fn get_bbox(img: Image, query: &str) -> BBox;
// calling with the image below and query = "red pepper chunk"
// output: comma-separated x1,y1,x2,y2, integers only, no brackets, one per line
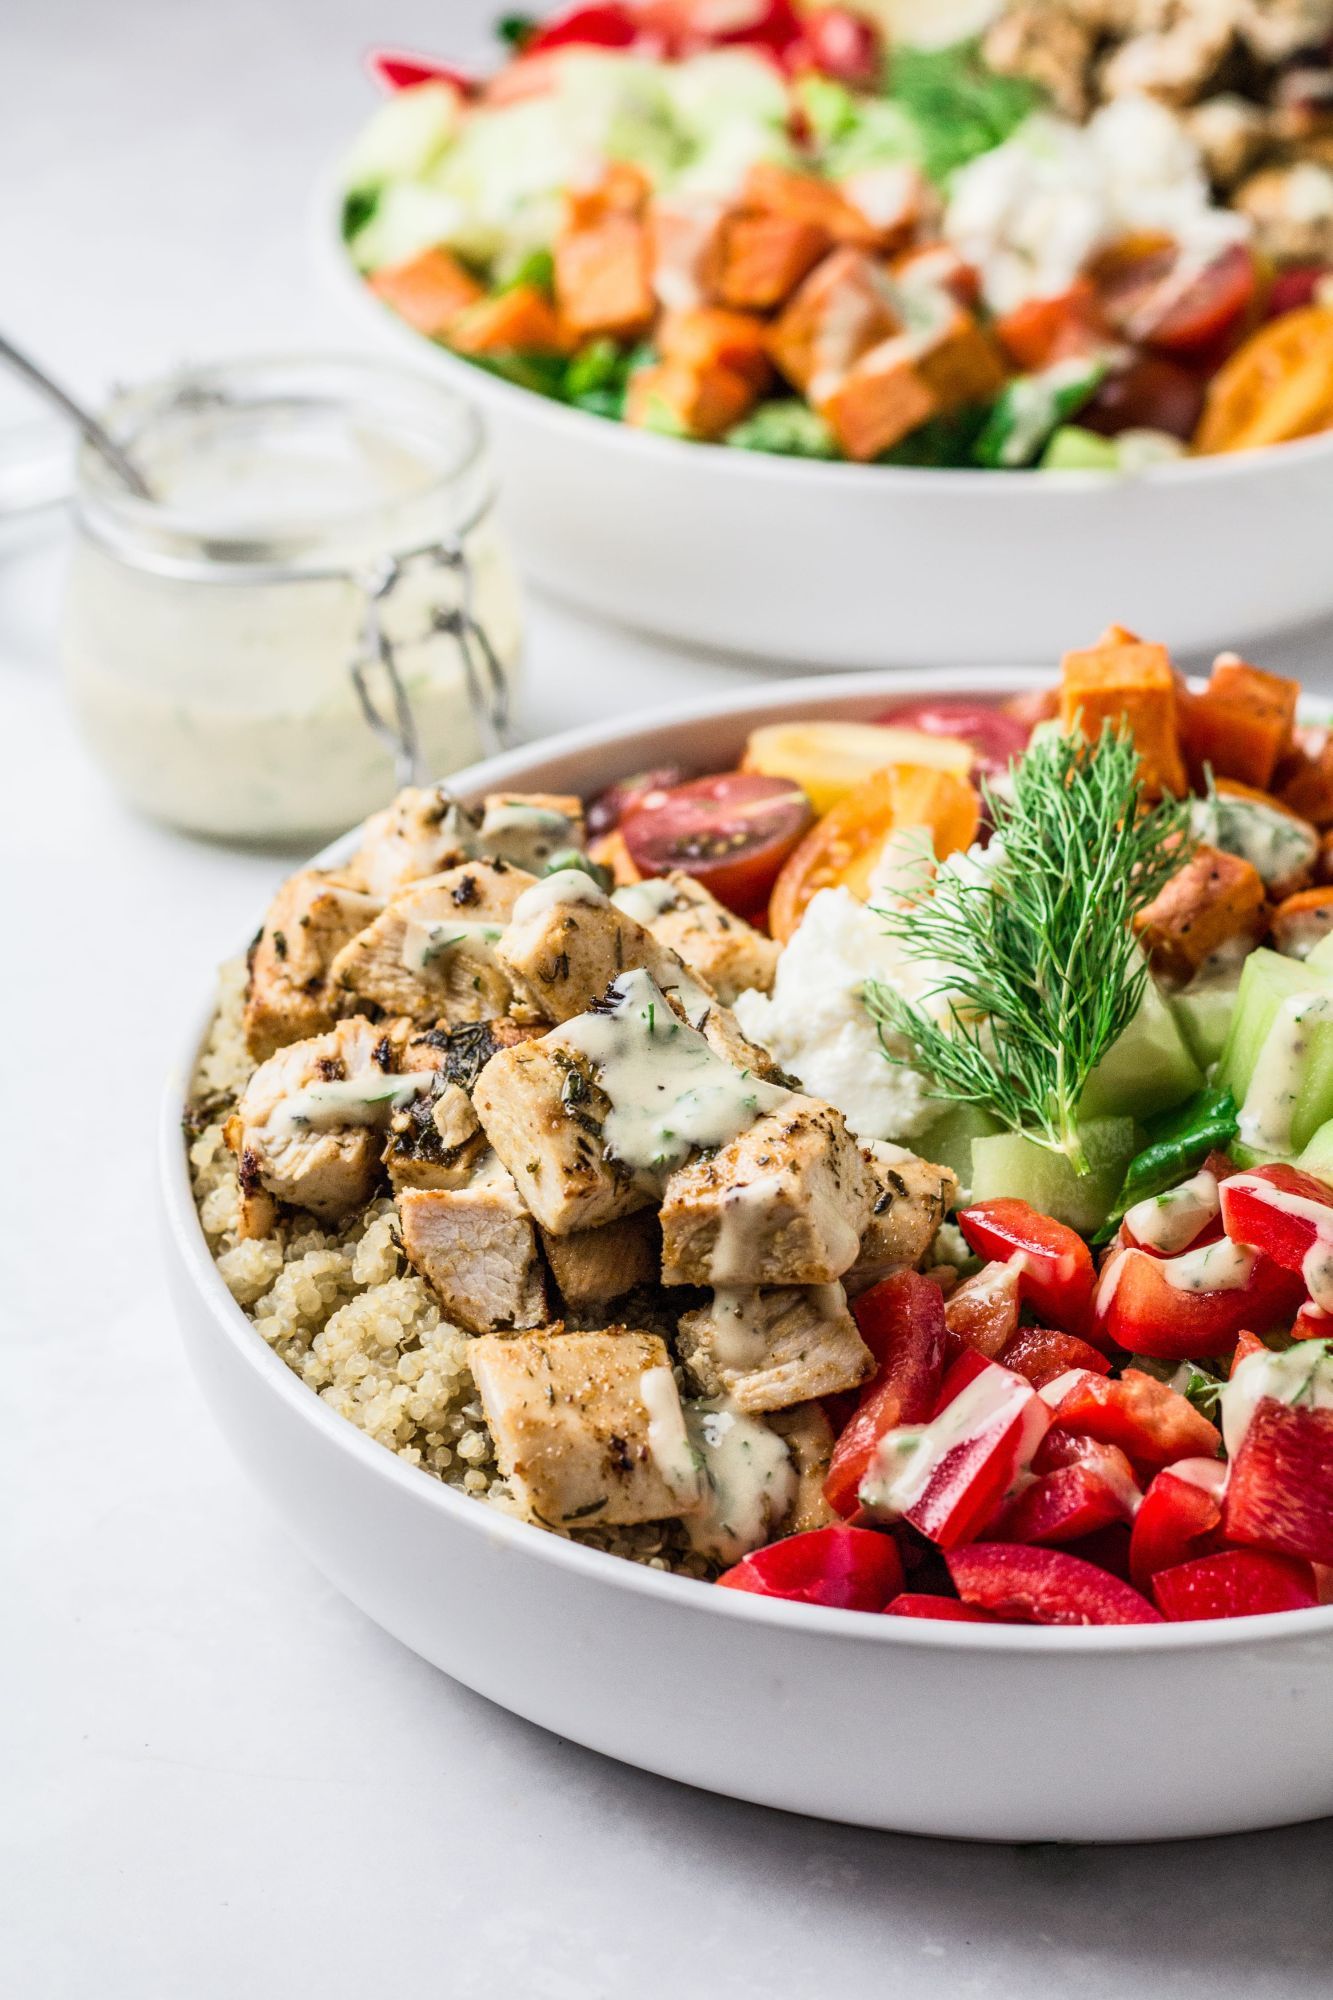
1223,1398,1333,1567
1093,1241,1303,1360
989,1431,1140,1547
947,1544,1163,1625
824,1272,947,1518
1000,1325,1112,1388
1128,1459,1226,1592
958,1200,1096,1335
944,1259,1021,1360
365,47,476,91
1219,1164,1333,1300
1153,1548,1318,1621
882,1593,996,1623
715,1524,903,1610
1046,1367,1221,1467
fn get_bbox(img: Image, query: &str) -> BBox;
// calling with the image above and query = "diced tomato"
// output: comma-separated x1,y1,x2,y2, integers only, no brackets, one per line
1078,354,1206,442
1000,1325,1112,1388
800,7,884,86
365,47,476,92
957,1200,1096,1335
825,1271,948,1518
988,1432,1140,1547
1267,265,1330,321
1093,1241,1303,1361
524,4,643,56
882,1592,996,1622
947,1544,1163,1625
874,698,1031,780
1223,1397,1333,1566
944,1259,1021,1360
859,1355,1050,1549
715,1523,903,1610
1219,1163,1333,1304
1045,1366,1221,1468
1128,1459,1227,1592
1153,1548,1318,1621
585,766,687,837
993,280,1107,371
1229,1328,1268,1375
620,772,813,916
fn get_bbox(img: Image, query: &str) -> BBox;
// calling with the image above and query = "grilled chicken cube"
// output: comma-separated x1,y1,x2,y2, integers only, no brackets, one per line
330,859,535,1023
470,1328,704,1526
477,792,587,871
348,786,478,898
398,1160,547,1333
496,871,717,1026
612,873,779,1004
383,1019,539,1193
768,1402,838,1535
539,1211,662,1312
660,1098,873,1288
244,870,383,1061
472,1034,654,1236
677,1281,872,1412
224,1015,416,1225
846,1144,959,1295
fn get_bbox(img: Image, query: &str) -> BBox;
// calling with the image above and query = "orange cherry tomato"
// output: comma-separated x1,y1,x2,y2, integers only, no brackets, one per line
1195,306,1333,454
767,764,979,942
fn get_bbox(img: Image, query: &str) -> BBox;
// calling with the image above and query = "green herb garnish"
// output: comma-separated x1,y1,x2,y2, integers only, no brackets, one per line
886,40,1043,185
495,13,538,50
865,725,1192,1173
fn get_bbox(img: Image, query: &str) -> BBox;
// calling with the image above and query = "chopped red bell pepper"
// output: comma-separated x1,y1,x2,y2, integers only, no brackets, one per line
524,3,643,56
1293,1301,1333,1343
824,1272,947,1518
958,1199,1096,1335
1000,1324,1112,1388
882,1592,996,1623
365,47,476,92
715,1524,904,1610
994,279,1107,370
1092,1240,1303,1360
1223,1397,1333,1566
1153,1547,1318,1621
1045,1366,1221,1467
1229,1328,1268,1375
799,6,884,87
944,1259,1021,1360
1128,1459,1226,1592
1219,1163,1333,1310
989,1430,1140,1546
947,1544,1163,1625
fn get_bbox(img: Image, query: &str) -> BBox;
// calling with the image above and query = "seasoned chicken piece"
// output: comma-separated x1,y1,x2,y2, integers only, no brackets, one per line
768,1402,838,1535
676,1281,872,1412
496,870,717,1027
348,786,478,899
1234,160,1333,265
612,873,780,1005
398,1160,547,1333
660,1098,874,1288
1098,12,1234,105
244,870,383,1061
1134,844,1269,985
846,1144,959,1296
1184,94,1271,189
681,1400,800,1563
982,5,1096,119
1236,0,1333,66
383,1019,540,1193
539,1211,662,1312
470,1328,704,1526
330,859,535,1023
477,791,587,871
224,1015,416,1225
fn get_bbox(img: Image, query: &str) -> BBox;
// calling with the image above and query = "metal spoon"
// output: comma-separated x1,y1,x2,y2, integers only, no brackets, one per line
0,331,154,500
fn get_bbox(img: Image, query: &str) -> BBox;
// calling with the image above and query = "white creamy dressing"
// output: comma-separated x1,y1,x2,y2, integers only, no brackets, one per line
560,968,789,1180
1223,1171,1333,1310
1160,1237,1257,1295
1093,1248,1129,1322
682,1399,797,1565
1039,1368,1091,1409
991,354,1112,467
1191,788,1318,893
510,868,609,923
277,1069,430,1132
858,1364,1044,1519
1219,1339,1333,1458
638,1365,707,1510
478,801,581,871
612,878,683,925
1161,1455,1229,1499
1238,992,1333,1156
400,916,505,972
1125,1169,1220,1255
707,1282,847,1371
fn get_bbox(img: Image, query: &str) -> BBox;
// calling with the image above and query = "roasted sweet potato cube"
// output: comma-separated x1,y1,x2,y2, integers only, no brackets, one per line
624,358,758,440
839,163,928,250
554,215,655,340
767,247,901,397
712,210,830,310
1180,653,1301,790
1271,886,1333,960
817,335,937,461
450,284,569,356
565,160,651,230
369,246,484,338
1133,845,1268,984
657,307,772,392
1277,734,1333,828
914,309,1009,409
891,243,981,309
741,162,879,247
1059,631,1188,797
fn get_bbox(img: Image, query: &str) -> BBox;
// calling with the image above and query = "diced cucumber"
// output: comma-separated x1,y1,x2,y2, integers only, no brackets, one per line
916,1102,1002,1196
1170,981,1238,1071
1079,973,1202,1122
974,357,1108,470
1217,948,1333,1156
341,81,462,197
1040,425,1120,472
969,1117,1137,1235
1294,1119,1333,1185
1307,932,1333,974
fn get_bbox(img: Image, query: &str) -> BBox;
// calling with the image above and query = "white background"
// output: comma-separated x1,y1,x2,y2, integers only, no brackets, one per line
4,3,1333,1994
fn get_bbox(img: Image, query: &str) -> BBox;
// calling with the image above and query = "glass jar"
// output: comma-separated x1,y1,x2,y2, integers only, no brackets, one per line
62,355,523,841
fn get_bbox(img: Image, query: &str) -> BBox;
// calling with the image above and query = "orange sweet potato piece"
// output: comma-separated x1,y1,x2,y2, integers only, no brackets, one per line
838,164,928,252
741,162,880,247
891,244,981,310
449,284,569,356
657,308,773,393
711,210,831,310
565,160,651,230
1178,653,1300,790
1134,846,1269,984
1318,828,1333,884
767,247,901,396
555,215,655,340
1276,734,1333,827
1271,886,1333,960
624,359,759,440
818,337,938,461
914,309,1009,409
588,829,642,886
369,247,484,339
1059,631,1188,797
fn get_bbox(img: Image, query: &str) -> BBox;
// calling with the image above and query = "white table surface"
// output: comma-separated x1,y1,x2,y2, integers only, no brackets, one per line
5,3,1333,1994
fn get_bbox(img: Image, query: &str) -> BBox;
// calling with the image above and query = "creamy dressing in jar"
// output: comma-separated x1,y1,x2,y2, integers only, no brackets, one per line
62,357,522,841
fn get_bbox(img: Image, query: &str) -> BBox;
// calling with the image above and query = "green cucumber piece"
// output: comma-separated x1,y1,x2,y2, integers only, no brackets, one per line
1307,932,1333,974
916,1102,1002,1196
1040,425,1120,471
1294,1118,1333,1185
969,1117,1137,1235
1170,981,1238,1070
1216,948,1333,1154
1079,973,1202,1122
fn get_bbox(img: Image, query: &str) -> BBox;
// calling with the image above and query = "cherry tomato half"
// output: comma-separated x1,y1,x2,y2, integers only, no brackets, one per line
800,7,884,87
874,699,1031,779
586,766,687,837
1102,244,1258,355
620,771,813,914
1078,355,1206,442
1267,264,1330,321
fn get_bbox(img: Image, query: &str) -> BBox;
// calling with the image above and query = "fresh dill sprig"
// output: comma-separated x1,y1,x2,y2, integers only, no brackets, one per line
864,725,1192,1173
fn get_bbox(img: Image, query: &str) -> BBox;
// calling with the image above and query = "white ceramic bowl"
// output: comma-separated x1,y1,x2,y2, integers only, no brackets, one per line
161,669,1333,1841
320,212,1333,670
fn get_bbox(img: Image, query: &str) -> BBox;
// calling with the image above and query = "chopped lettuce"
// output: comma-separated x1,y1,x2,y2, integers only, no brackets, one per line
887,40,1043,185
725,400,840,458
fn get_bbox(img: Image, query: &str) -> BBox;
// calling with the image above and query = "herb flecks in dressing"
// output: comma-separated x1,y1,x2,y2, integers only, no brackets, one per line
1125,1169,1219,1255
638,1366,706,1511
400,918,505,972
1219,1338,1333,1457
278,1070,430,1132
1238,992,1333,1156
683,1399,797,1565
480,801,580,871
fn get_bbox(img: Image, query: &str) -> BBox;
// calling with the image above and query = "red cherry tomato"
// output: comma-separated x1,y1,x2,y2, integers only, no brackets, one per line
1267,264,1331,320
1078,354,1206,442
1101,244,1257,355
585,766,687,837
636,0,803,56
365,47,476,92
874,699,1031,779
620,771,813,914
524,4,642,55
800,6,884,87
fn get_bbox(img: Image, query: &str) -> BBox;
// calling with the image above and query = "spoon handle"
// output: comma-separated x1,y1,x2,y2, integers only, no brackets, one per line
0,332,154,500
